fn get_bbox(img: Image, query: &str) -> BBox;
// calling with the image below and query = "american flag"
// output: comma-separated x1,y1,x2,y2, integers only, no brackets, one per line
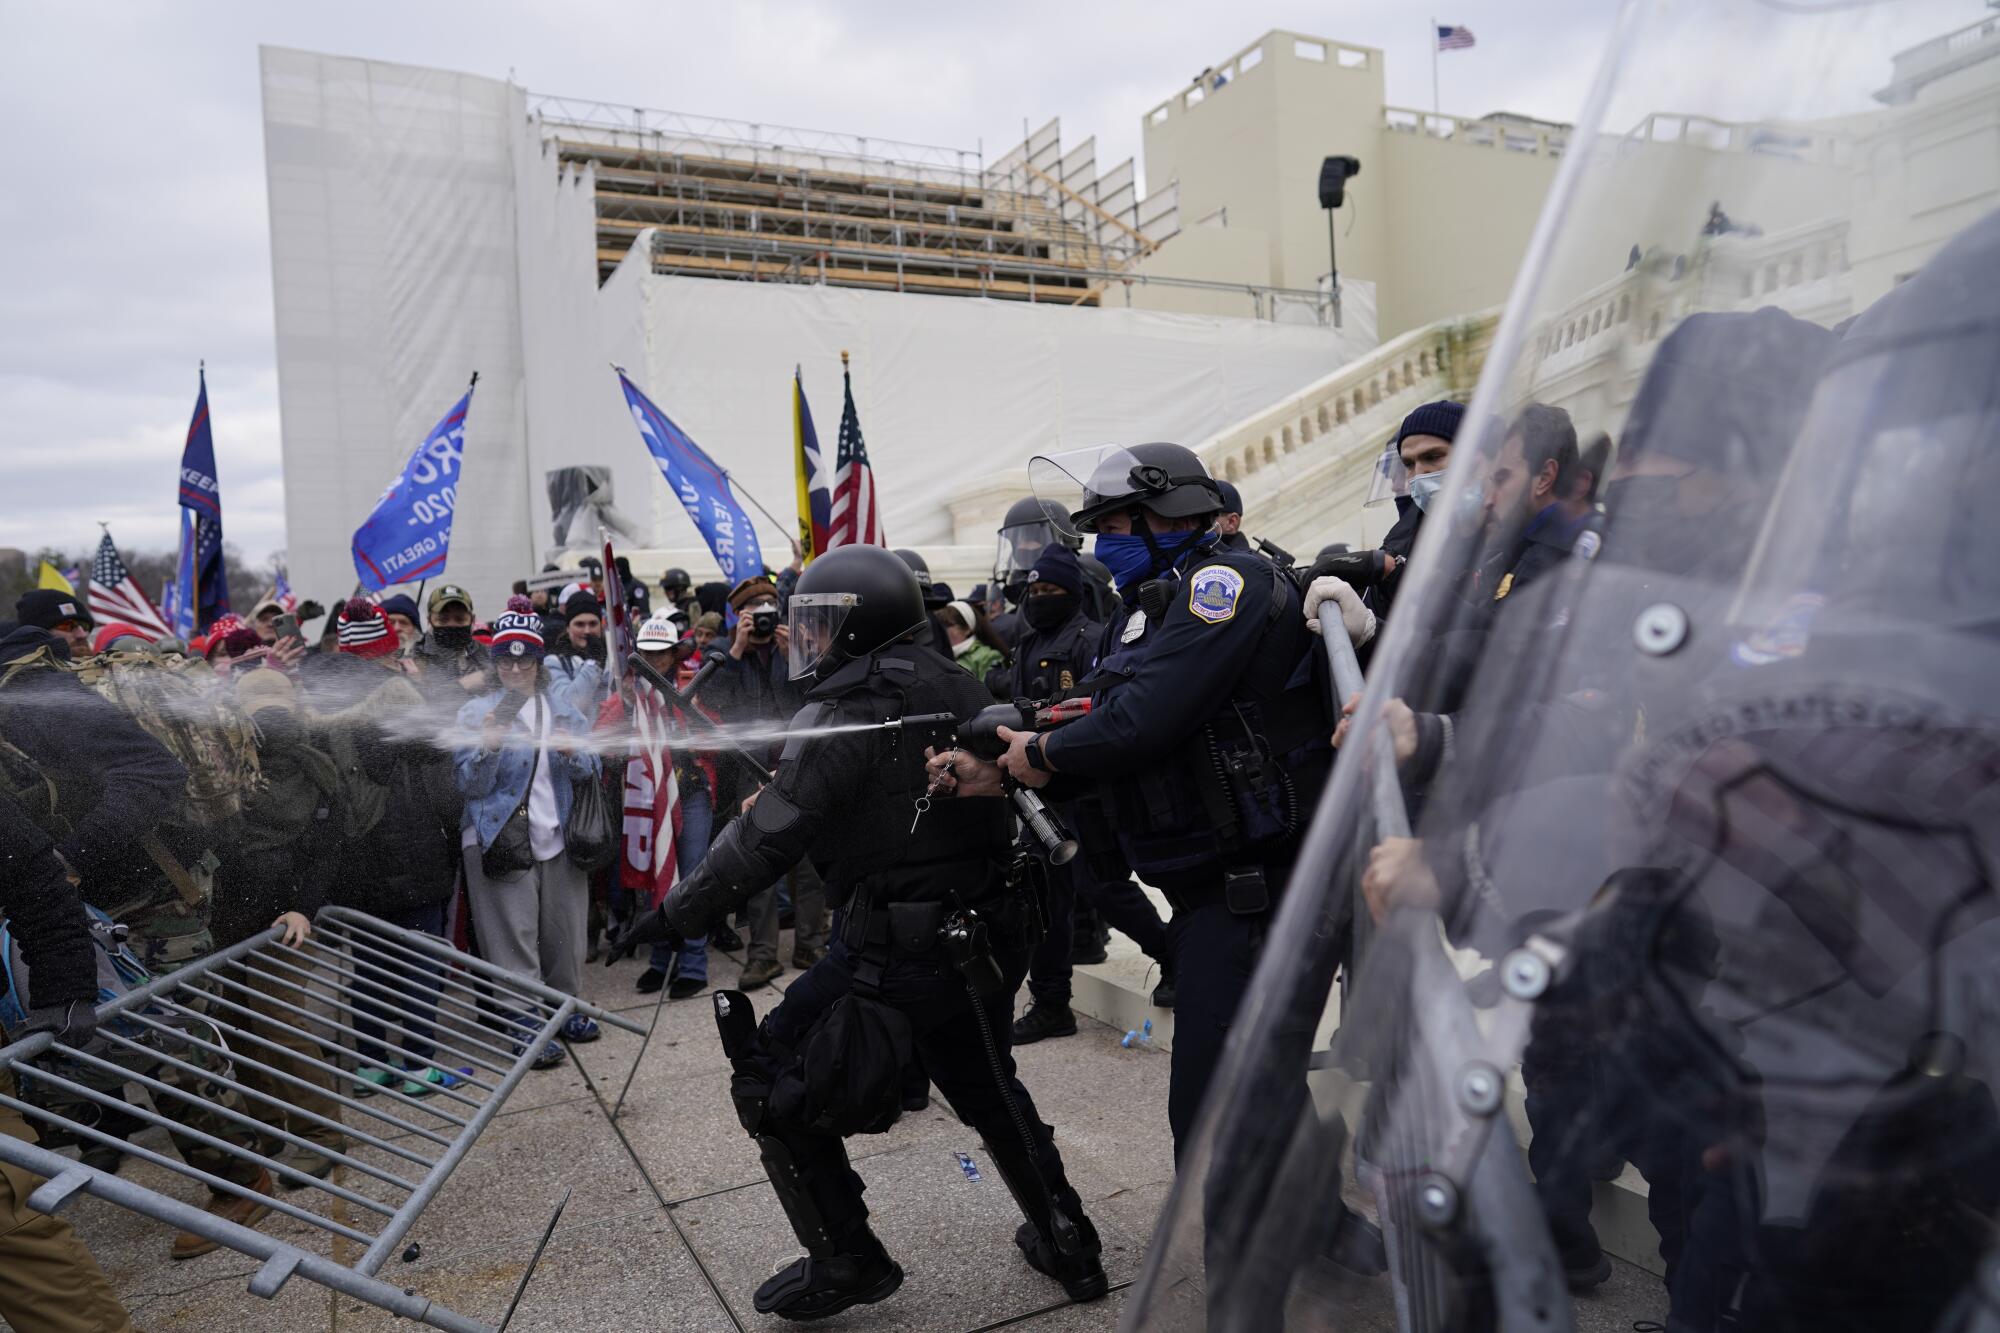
826,360,884,548
89,530,172,639
272,568,297,612
1436,23,1476,50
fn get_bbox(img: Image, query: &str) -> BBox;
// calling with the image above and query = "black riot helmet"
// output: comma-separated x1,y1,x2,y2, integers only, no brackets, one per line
661,567,691,596
993,495,1081,597
1028,442,1224,536
787,545,928,680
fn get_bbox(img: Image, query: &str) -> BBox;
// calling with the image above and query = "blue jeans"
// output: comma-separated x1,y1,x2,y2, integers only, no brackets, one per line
654,787,712,982
353,902,447,1069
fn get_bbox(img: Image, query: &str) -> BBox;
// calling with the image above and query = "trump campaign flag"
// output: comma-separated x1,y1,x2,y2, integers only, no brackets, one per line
177,367,230,633
793,369,832,564
352,377,474,591
617,368,765,586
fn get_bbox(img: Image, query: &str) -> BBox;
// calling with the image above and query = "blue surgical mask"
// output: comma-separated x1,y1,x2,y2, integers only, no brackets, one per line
1407,470,1447,513
1093,528,1206,590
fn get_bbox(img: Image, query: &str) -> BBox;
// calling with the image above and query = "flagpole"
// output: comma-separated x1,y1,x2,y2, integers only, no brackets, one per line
1430,17,1440,119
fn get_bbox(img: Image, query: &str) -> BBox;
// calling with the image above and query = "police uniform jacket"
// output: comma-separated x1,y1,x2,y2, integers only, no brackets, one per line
991,604,1100,703
1038,540,1328,881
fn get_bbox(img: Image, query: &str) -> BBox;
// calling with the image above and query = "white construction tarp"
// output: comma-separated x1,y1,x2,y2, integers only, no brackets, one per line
628,273,1378,553
262,46,533,616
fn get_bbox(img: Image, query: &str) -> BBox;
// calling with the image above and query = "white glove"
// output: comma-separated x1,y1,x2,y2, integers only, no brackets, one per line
1304,576,1377,647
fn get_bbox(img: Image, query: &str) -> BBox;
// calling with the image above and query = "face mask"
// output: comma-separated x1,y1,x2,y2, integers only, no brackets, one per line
1022,592,1079,631
1407,470,1447,513
1093,528,1205,590
431,624,472,651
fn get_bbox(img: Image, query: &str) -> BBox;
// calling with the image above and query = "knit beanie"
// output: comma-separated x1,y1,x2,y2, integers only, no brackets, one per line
377,593,421,625
490,595,546,660
1393,400,1467,447
1023,543,1084,597
562,589,604,621
336,598,400,659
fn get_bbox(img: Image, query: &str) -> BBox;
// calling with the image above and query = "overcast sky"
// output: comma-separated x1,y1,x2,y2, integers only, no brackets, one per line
0,0,1979,568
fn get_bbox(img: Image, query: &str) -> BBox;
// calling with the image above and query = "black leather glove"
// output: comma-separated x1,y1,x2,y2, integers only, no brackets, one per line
297,599,326,623
606,908,684,965
18,999,99,1049
582,634,608,664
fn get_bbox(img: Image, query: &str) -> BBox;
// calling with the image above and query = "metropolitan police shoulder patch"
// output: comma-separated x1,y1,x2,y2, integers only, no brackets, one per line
1187,564,1245,624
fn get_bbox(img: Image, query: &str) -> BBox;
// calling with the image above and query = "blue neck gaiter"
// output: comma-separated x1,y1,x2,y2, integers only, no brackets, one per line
1094,528,1207,591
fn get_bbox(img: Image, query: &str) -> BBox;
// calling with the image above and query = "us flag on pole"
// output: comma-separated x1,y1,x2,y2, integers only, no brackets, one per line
827,358,885,548
1436,23,1476,49
89,530,171,639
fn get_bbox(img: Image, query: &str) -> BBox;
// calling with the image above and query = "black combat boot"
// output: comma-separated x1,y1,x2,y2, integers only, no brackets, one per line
752,1225,903,1321
1011,1002,1078,1044
983,1133,1109,1303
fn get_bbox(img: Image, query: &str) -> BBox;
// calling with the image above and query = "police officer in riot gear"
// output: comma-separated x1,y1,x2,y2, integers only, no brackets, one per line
994,495,1119,630
616,544,1107,1320
937,442,1331,1152
995,542,1174,1043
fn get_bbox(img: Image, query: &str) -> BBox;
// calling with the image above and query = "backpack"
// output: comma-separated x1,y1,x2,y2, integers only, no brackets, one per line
0,905,150,1038
67,648,263,827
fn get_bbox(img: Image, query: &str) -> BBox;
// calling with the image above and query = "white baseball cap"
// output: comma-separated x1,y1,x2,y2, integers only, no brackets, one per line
635,612,682,651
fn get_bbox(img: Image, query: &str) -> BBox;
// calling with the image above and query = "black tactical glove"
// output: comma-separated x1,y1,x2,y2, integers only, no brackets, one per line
297,599,326,624
18,999,100,1049
606,908,684,965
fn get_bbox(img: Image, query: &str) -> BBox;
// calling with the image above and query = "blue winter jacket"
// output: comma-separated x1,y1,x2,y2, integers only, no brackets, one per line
454,689,602,851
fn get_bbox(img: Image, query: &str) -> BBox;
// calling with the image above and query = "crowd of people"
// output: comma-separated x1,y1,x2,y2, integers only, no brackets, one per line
1,207,1993,1333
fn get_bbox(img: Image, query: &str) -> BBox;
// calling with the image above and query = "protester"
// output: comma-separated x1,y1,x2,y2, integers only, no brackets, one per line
454,600,604,1067
546,587,610,714
709,574,826,989
14,589,93,658
411,583,491,707
315,599,465,1093
934,599,1007,690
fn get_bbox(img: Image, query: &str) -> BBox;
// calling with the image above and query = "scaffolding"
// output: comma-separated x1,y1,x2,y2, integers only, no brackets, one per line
528,97,1181,304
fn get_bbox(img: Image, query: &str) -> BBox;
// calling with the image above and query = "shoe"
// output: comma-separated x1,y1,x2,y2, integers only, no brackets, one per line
1011,1004,1078,1045
79,1140,126,1175
1015,1221,1109,1303
740,958,784,992
753,1244,903,1319
791,945,824,969
561,1014,601,1043
668,975,707,1000
1150,970,1177,1009
172,1169,275,1258
405,1067,461,1098
1564,1248,1612,1292
635,966,667,994
275,1143,341,1192
353,1066,400,1097
532,1040,566,1070
711,922,744,952
1071,938,1109,966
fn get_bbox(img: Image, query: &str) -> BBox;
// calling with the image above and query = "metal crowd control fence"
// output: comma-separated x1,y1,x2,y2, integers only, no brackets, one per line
0,906,644,1332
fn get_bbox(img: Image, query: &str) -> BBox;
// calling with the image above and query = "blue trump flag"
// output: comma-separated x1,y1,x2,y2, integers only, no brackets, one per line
175,367,229,634
353,379,474,591
617,369,764,585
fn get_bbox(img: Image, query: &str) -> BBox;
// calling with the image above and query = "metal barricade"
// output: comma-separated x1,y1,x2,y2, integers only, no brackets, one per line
0,906,645,1332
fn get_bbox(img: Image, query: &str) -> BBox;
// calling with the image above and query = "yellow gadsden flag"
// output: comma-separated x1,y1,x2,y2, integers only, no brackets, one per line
36,561,76,594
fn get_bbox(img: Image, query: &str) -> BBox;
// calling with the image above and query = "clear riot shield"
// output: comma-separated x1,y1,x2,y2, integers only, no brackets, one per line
1128,3,2000,1331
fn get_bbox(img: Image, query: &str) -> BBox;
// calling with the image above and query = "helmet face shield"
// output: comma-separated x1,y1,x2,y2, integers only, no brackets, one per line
785,592,856,680
992,519,1058,587
1364,437,1409,507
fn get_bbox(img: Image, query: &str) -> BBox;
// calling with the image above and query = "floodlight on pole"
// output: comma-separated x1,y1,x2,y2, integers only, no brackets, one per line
1317,155,1362,329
